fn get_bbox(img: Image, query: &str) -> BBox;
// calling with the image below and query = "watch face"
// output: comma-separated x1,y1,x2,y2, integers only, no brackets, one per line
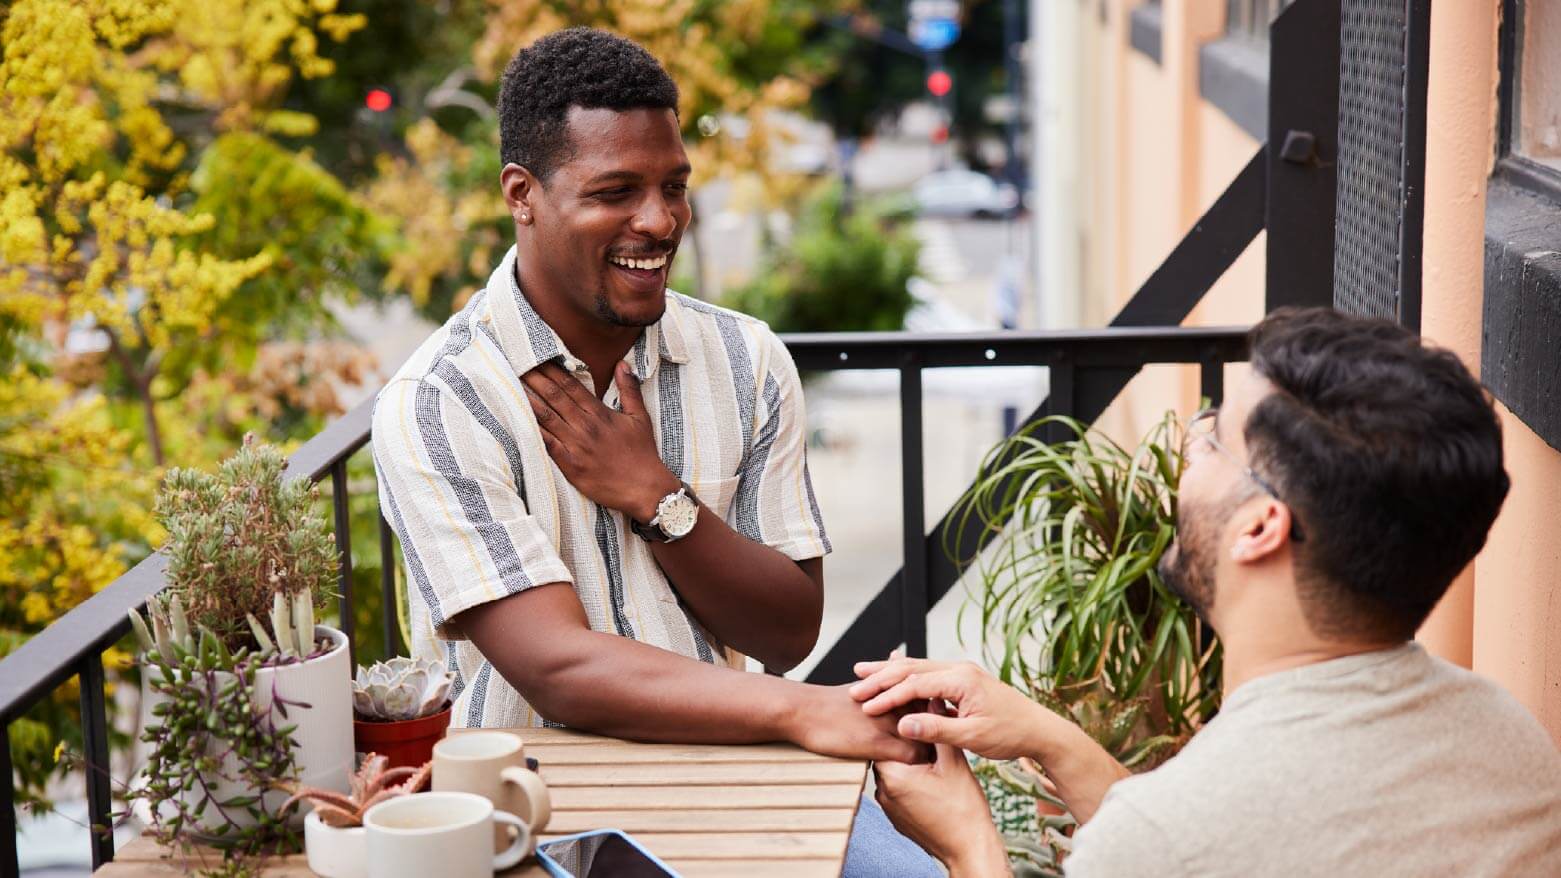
658,493,699,538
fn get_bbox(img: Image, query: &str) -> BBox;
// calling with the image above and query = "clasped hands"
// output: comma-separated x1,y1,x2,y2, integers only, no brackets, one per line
847,657,1090,877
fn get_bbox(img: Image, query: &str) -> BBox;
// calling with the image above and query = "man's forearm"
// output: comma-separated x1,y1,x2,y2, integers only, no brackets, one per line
1023,707,1131,824
646,503,823,670
458,582,925,764
491,615,807,742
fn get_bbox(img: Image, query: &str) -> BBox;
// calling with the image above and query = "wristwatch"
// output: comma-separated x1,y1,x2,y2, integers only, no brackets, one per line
630,484,700,543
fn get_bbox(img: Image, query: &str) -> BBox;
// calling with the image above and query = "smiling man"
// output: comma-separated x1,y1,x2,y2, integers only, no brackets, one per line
370,28,938,876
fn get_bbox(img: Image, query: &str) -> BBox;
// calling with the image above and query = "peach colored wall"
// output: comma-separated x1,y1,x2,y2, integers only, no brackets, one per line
1190,104,1266,331
1474,407,1561,742
1082,0,1127,328
1122,53,1180,299
1096,3,1260,446
1413,0,1501,669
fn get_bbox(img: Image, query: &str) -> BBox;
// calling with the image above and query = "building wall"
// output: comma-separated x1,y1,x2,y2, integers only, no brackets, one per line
1047,0,1560,743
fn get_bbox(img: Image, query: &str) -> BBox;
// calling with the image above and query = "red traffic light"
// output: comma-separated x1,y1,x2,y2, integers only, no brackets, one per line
365,89,393,112
927,70,952,98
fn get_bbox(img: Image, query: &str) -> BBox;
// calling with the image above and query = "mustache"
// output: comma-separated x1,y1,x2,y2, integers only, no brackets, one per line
608,244,675,259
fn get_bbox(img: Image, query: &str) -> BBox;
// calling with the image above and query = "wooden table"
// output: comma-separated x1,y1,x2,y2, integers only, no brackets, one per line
99,727,869,878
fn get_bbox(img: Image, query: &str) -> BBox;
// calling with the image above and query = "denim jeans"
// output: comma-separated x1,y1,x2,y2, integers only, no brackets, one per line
842,795,944,878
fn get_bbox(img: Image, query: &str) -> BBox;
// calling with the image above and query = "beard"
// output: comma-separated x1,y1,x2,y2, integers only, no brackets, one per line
592,290,664,328
1158,491,1242,624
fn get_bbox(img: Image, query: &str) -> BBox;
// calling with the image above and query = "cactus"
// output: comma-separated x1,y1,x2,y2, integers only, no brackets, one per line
155,435,336,654
129,587,323,665
279,753,431,828
352,657,453,722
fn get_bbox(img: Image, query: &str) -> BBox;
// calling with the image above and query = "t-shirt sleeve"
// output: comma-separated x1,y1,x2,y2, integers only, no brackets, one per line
1064,787,1187,878
727,330,831,561
372,377,573,640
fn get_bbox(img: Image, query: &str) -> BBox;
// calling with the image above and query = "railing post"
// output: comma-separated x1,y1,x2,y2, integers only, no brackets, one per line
1046,356,1076,444
3,720,17,878
331,460,355,652
78,653,113,868
899,357,927,659
1200,352,1226,407
379,514,400,658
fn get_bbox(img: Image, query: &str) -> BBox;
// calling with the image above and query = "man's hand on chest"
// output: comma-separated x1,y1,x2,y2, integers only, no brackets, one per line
523,360,680,523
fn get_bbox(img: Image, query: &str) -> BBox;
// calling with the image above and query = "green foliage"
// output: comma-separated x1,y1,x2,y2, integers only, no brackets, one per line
953,413,1221,734
157,436,337,652
185,132,395,347
952,413,1222,873
125,626,302,862
723,183,918,333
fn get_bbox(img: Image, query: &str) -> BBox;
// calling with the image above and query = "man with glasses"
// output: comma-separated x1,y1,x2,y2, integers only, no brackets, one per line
847,308,1561,876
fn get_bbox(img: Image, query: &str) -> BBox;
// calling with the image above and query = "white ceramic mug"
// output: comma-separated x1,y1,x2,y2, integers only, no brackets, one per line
433,731,552,835
363,791,527,878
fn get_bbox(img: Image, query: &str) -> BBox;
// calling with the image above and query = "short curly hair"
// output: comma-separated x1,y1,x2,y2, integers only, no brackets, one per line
498,28,680,182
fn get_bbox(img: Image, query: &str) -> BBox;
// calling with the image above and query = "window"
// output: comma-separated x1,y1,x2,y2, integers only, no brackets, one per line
1508,0,1561,178
1484,0,1561,451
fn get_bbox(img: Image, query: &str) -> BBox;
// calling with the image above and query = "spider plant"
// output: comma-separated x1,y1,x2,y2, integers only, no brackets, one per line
949,412,1221,753
950,412,1222,875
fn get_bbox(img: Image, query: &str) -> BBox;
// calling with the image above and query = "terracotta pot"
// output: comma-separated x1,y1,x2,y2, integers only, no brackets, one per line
354,704,452,769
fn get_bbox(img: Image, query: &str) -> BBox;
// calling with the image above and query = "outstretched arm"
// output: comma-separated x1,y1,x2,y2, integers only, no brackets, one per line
453,581,924,763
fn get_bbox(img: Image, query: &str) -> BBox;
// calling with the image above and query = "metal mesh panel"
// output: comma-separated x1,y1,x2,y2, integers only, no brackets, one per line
1333,0,1408,320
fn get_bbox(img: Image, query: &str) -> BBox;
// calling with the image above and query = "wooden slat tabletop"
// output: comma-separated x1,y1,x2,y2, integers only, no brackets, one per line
98,727,868,878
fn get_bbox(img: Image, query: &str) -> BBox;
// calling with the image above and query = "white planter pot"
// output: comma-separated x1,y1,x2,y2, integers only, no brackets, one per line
305,810,368,878
134,625,354,835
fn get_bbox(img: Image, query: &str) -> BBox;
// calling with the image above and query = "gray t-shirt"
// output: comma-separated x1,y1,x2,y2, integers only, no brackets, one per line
1065,643,1561,877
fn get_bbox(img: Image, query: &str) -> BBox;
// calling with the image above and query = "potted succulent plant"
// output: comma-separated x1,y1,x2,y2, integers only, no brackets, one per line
352,657,454,768
280,753,432,878
126,436,353,848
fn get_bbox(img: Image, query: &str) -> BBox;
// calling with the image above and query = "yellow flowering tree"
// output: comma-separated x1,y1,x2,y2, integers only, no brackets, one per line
0,0,371,805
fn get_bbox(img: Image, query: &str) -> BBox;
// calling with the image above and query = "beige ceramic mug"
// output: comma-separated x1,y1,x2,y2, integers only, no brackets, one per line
433,731,552,852
363,791,527,878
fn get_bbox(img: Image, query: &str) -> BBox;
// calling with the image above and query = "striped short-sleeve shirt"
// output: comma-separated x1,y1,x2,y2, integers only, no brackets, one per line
371,246,830,729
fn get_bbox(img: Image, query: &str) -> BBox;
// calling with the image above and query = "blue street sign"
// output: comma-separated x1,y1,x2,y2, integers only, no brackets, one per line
910,17,961,52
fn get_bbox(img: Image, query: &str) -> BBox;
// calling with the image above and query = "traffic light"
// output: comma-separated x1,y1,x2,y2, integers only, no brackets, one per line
927,69,952,98
365,88,393,113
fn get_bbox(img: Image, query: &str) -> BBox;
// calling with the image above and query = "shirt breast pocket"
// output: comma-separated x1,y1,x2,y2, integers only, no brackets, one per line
691,475,741,526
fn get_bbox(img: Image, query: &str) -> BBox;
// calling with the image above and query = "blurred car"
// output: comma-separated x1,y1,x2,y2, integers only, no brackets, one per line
912,169,1020,219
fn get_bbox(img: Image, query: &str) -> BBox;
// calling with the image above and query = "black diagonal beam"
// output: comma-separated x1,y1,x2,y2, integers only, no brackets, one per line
806,149,1265,684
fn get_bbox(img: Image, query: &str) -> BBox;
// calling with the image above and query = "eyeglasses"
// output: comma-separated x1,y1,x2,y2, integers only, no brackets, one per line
1183,408,1305,543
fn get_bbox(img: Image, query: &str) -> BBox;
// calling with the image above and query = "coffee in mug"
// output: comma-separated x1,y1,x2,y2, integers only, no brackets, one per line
363,791,526,878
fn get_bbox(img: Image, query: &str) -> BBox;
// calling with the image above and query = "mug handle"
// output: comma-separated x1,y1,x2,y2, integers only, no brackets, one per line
492,809,530,871
500,766,553,832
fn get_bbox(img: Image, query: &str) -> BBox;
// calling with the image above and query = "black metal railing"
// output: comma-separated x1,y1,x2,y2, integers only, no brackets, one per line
0,325,1249,876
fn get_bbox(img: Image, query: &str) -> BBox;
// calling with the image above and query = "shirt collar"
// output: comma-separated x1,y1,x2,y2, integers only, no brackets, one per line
485,246,691,385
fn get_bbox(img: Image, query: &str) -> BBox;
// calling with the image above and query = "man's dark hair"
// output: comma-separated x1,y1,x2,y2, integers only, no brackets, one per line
1243,307,1509,641
498,27,680,182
